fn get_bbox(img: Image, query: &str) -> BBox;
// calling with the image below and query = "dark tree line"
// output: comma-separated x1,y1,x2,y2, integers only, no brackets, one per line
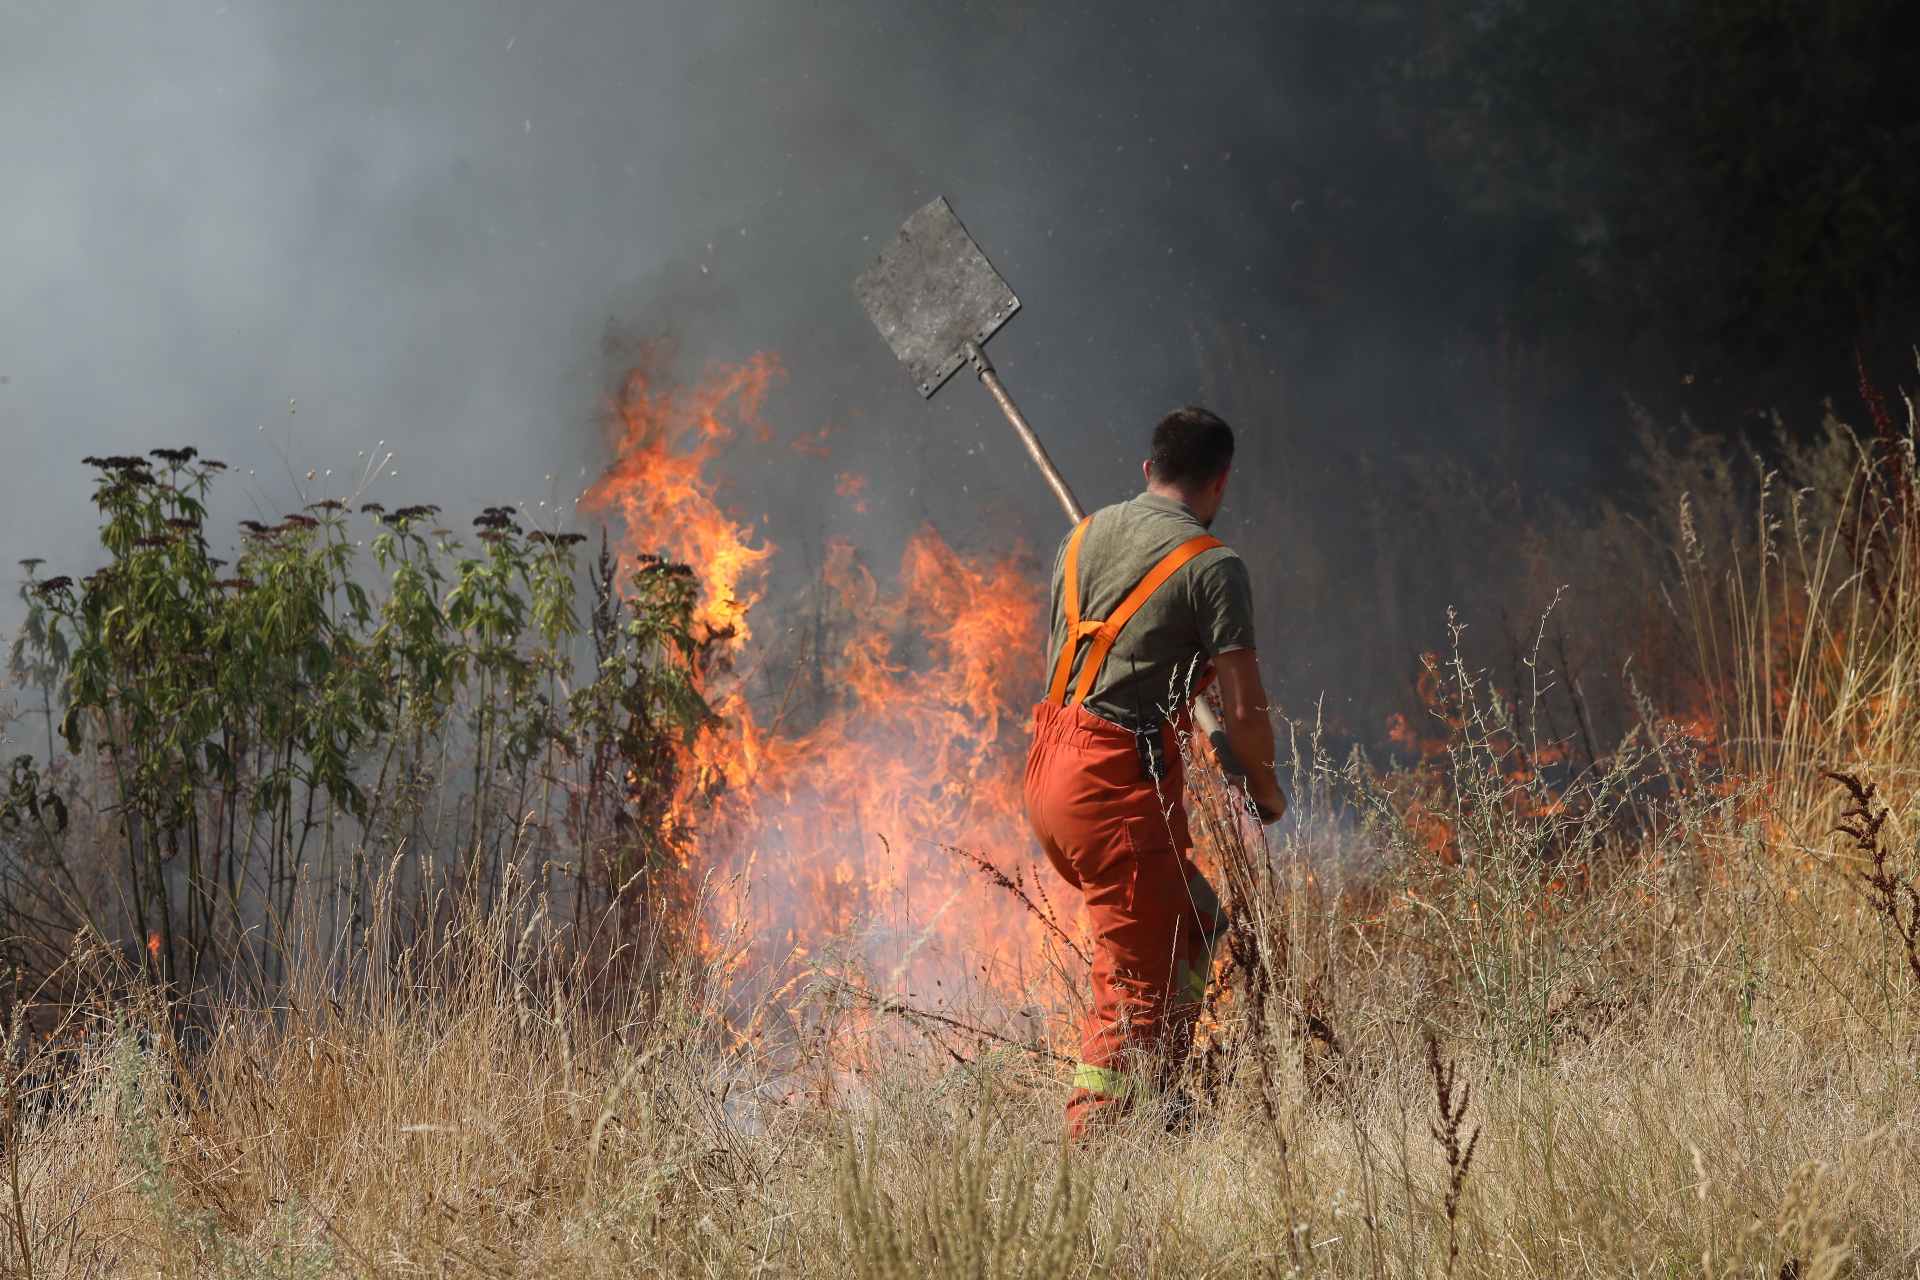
1384,0,1920,372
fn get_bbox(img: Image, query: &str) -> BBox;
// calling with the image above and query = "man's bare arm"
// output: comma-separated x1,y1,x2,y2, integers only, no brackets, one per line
1212,649,1287,821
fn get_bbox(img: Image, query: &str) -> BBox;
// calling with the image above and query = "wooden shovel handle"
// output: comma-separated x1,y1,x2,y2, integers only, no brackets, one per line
966,342,1085,523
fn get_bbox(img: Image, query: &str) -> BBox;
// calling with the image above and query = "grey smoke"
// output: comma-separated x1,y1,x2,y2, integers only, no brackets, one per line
0,0,1753,732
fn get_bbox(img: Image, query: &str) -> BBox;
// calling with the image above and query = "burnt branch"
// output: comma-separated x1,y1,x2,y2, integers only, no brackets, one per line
1428,1033,1480,1280
1822,770,1920,990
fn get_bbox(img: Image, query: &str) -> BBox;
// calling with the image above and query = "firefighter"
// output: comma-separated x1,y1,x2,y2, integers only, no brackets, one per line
1024,406,1287,1138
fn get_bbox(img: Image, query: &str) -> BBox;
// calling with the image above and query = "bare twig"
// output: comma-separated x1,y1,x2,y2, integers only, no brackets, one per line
821,976,1073,1065
948,845,1090,966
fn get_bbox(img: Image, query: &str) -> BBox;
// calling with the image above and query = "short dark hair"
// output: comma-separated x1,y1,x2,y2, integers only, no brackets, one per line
1149,407,1236,486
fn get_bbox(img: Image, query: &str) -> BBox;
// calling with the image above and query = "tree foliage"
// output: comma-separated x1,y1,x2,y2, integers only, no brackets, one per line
1387,0,1920,363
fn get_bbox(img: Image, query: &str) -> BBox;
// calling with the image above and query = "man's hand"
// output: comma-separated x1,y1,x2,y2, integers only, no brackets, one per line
1213,649,1287,824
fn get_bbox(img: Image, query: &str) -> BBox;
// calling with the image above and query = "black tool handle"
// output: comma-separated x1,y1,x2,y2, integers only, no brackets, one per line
1191,699,1246,778
1197,699,1281,821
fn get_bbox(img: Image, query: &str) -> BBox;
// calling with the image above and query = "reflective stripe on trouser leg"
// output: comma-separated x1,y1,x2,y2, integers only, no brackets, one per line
1071,1063,1136,1100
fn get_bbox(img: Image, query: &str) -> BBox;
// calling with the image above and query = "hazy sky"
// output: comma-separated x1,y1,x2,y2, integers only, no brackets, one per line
3,0,1629,716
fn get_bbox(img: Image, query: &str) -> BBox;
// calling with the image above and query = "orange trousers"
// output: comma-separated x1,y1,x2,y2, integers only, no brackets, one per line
1023,700,1225,1137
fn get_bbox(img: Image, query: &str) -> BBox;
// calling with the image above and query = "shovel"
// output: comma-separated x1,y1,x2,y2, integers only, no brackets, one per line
854,196,1245,779
853,197,1083,523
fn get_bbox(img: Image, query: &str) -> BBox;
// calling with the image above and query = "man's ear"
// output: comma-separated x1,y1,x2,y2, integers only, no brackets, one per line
1142,458,1154,486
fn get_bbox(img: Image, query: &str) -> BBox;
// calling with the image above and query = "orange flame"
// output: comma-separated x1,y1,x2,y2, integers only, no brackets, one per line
582,352,1058,989
835,473,870,514
581,351,784,651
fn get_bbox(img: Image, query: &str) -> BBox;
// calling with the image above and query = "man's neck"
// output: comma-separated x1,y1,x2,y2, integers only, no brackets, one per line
1145,483,1211,526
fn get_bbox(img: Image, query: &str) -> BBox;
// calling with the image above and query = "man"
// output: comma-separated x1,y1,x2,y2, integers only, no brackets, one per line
1024,406,1287,1138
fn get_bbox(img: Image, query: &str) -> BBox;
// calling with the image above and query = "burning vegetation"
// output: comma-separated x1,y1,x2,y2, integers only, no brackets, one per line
580,347,1055,987
0,356,1916,1274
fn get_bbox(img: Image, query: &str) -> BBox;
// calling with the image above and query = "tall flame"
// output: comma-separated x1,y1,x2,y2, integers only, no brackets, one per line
581,351,784,652
581,351,1058,990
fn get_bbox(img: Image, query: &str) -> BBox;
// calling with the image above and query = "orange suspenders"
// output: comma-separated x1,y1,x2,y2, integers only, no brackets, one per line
1046,516,1225,707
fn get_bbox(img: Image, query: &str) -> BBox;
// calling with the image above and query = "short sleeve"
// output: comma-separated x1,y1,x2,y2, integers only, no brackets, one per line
1050,531,1070,617
1192,553,1256,656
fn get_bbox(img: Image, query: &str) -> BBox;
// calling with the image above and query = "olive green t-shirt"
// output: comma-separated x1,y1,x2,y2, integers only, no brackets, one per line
1044,492,1257,730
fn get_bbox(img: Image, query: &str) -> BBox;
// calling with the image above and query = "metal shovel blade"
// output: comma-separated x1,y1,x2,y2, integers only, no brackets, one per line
853,197,1020,398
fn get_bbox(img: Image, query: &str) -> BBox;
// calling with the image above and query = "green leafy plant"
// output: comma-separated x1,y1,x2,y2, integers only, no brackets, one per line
10,448,716,990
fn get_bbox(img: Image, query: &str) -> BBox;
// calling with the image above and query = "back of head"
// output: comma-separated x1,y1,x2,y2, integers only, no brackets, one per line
1149,407,1236,487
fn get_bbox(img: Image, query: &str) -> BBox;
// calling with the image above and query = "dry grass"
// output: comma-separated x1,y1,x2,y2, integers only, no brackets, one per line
10,411,1920,1276
4,751,1918,1277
